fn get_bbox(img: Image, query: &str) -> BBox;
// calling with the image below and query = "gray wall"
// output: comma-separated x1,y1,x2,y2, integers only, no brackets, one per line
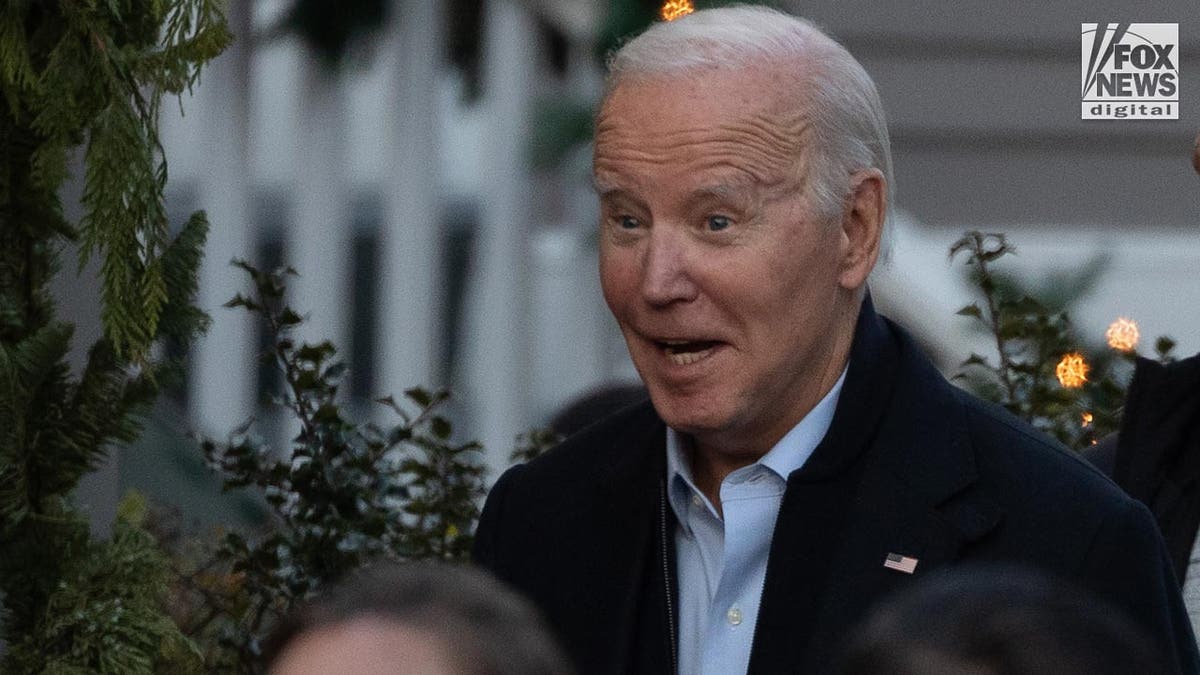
785,0,1200,230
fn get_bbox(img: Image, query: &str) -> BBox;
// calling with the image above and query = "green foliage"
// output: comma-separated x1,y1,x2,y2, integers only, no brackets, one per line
0,1,225,673
278,0,389,67
950,232,1174,450
0,204,211,673
0,214,210,536
185,262,487,672
512,427,564,464
530,96,594,170
3,494,203,675
1,0,229,361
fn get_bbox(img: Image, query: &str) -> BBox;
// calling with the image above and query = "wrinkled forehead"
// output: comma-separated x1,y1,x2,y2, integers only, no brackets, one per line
593,68,812,191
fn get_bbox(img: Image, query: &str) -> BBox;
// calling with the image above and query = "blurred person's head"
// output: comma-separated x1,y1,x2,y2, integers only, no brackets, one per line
837,565,1163,675
594,5,890,466
1192,130,1199,175
267,562,572,675
548,383,648,438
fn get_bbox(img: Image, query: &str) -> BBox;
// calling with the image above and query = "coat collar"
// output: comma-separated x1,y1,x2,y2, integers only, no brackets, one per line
792,294,1000,536
1112,353,1200,579
750,295,1002,672
597,294,1003,551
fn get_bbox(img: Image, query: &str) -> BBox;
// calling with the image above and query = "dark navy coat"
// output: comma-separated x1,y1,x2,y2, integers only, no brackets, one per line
475,299,1200,674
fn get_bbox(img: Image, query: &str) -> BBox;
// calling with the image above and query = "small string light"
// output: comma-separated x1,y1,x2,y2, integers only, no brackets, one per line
660,0,695,21
1105,317,1140,352
1056,353,1089,388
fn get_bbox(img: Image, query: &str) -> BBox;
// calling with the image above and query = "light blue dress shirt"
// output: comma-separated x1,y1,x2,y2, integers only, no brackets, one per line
666,369,847,675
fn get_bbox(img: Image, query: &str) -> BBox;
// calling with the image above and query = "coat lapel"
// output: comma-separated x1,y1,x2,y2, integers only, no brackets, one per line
749,298,1003,673
506,399,667,674
584,404,669,673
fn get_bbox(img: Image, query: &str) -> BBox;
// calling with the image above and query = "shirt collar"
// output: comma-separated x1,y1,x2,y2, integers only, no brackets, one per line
665,366,849,528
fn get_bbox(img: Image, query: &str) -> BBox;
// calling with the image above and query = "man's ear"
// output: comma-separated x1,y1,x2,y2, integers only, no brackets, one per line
838,168,886,291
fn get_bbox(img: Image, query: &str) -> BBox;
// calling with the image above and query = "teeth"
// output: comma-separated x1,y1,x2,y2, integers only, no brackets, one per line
654,338,718,365
667,347,713,365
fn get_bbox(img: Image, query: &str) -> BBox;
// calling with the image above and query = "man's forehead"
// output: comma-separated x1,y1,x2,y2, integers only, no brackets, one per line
593,172,760,199
600,64,802,115
593,77,810,192
596,65,809,145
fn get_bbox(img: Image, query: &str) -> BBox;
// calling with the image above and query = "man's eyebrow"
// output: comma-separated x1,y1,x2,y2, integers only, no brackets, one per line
689,184,744,200
687,183,759,205
592,179,633,200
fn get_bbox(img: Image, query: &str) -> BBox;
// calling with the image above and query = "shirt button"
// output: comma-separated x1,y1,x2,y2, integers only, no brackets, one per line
726,607,743,626
691,494,703,507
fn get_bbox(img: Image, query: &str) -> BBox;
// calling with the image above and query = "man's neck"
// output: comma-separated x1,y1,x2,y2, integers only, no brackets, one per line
688,367,851,515
681,296,862,513
708,362,857,512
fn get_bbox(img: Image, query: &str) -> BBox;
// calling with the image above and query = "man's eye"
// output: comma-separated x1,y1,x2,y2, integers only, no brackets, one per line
707,215,732,232
618,215,641,230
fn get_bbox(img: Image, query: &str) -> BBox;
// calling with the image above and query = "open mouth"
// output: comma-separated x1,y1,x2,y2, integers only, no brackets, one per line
658,339,719,365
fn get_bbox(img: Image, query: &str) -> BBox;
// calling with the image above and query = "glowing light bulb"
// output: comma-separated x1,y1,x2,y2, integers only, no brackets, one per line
660,0,695,21
1105,317,1140,352
1056,353,1089,388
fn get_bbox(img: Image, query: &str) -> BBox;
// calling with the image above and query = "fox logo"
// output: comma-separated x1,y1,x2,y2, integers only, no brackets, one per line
1082,23,1179,120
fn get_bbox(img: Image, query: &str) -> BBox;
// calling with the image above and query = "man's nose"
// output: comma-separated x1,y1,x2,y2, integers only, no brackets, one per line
640,229,699,307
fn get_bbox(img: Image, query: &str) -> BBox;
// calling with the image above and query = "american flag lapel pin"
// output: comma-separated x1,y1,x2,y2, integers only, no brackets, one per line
883,552,919,574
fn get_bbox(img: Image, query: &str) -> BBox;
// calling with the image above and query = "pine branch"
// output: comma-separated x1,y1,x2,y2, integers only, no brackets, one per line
156,210,211,342
1,2,227,673
5,497,204,674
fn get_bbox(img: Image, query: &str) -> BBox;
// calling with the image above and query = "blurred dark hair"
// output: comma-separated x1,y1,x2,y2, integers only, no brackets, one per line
838,564,1164,675
265,562,572,675
548,383,647,438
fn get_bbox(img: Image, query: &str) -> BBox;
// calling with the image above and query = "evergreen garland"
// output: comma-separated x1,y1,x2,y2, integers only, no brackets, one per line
0,1,228,672
2,0,229,361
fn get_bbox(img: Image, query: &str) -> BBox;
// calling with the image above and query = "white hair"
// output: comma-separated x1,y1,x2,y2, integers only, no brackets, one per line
603,5,894,260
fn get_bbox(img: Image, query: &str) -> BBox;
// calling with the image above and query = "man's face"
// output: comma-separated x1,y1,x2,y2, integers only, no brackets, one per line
595,67,870,459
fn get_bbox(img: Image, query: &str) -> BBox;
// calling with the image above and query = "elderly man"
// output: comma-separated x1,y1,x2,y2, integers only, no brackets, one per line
473,6,1199,674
